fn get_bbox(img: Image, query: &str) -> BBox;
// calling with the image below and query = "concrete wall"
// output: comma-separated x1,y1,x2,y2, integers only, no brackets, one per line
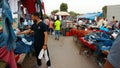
107,5,120,22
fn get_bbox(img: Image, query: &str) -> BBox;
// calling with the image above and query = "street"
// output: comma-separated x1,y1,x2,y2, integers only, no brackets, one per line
22,36,100,68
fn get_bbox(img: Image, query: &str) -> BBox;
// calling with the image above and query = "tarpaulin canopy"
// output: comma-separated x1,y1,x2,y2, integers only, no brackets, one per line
78,12,102,20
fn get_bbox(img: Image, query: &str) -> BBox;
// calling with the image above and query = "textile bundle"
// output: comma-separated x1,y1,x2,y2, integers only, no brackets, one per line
0,46,17,68
0,0,16,50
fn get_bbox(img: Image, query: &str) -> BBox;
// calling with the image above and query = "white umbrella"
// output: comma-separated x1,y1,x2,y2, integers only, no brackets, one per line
56,11,70,16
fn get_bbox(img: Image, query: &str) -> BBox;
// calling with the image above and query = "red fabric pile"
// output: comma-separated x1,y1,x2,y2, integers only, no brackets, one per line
77,30,91,37
21,0,36,14
0,46,17,68
79,37,96,51
70,28,91,37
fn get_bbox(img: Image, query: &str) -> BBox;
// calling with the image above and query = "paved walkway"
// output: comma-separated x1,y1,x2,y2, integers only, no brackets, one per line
22,36,100,68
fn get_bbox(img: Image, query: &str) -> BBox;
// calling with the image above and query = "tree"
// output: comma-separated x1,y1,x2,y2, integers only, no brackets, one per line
102,6,107,18
69,11,79,17
60,3,68,12
43,14,48,19
51,9,59,15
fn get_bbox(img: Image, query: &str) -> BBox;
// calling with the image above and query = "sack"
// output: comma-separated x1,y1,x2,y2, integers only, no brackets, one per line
0,60,9,68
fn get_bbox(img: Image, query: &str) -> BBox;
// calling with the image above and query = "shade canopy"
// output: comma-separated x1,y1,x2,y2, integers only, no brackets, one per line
78,12,102,20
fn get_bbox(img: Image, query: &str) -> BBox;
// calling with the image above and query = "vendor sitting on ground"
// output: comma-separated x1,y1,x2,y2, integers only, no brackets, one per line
18,17,25,31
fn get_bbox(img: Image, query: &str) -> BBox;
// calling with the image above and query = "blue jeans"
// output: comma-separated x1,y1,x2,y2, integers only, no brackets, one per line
55,30,60,39
0,0,16,50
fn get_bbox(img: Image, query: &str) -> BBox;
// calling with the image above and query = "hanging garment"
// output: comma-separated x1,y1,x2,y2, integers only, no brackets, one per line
0,32,5,47
0,0,16,50
41,1,46,14
21,0,36,14
36,0,45,12
35,0,44,19
0,1,17,68
0,46,17,68
8,0,18,13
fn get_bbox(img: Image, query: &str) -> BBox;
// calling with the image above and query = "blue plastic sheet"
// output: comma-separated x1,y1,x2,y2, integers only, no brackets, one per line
100,26,109,32
78,13,102,20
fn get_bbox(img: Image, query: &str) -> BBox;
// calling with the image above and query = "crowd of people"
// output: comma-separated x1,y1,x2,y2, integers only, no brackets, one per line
17,15,62,40
1,6,120,67
16,13,62,68
0,11,63,68
76,16,120,30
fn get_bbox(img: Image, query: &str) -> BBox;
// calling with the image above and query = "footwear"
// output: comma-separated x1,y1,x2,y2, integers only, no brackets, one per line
55,38,57,40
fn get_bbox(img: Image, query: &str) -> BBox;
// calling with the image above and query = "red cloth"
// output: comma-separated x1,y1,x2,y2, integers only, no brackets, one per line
70,28,91,37
79,37,96,51
41,1,46,14
0,46,17,68
76,30,91,37
21,0,36,14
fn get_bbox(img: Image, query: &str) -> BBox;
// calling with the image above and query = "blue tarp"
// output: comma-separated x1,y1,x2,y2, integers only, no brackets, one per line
78,13,102,20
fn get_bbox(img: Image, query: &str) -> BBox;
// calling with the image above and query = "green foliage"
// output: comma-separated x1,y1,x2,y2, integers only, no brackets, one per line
0,21,2,27
69,11,79,17
60,3,68,12
102,6,107,18
43,14,49,19
51,9,59,14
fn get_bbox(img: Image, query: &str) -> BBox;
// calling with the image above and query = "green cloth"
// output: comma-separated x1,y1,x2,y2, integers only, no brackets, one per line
55,20,61,30
0,21,2,27
0,61,7,68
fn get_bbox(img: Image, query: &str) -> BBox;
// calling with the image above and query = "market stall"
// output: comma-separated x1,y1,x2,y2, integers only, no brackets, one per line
70,25,119,67
0,0,45,68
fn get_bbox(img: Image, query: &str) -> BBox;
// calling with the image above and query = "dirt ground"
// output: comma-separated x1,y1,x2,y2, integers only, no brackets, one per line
21,36,100,68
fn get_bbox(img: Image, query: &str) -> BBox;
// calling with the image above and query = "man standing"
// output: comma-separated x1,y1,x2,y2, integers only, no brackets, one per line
54,16,61,40
17,12,51,68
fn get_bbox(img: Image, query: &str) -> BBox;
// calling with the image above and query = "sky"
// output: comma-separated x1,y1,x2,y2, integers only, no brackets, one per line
43,0,120,15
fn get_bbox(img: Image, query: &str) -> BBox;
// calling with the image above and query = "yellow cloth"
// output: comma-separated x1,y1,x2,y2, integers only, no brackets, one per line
55,20,61,30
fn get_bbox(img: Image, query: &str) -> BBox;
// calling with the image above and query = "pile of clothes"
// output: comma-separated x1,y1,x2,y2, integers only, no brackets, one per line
15,35,34,54
70,28,91,37
84,32,114,51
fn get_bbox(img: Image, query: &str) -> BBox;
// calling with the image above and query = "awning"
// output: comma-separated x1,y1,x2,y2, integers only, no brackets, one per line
78,13,102,20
